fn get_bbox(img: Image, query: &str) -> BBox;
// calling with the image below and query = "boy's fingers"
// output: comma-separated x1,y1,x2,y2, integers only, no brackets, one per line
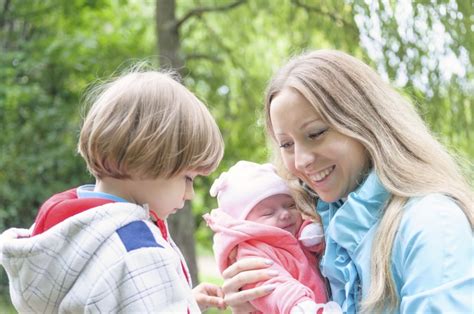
216,286,224,298
197,295,226,311
207,296,226,309
193,283,226,310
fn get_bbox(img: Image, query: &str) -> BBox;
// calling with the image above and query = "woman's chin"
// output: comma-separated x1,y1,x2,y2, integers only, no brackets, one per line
317,192,341,204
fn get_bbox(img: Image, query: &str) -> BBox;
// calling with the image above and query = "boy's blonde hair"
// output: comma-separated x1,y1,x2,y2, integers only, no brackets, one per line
78,69,224,180
264,50,473,313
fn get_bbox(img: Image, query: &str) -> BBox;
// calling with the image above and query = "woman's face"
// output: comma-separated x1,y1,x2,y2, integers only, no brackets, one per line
269,87,370,203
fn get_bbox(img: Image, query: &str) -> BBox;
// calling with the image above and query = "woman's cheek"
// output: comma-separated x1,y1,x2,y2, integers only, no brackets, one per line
283,156,299,177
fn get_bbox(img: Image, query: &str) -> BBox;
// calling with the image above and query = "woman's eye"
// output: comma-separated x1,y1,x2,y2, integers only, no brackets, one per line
279,142,293,149
185,176,193,182
308,129,328,140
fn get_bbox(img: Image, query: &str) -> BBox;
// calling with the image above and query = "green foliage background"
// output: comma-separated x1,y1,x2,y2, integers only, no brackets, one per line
1,0,472,296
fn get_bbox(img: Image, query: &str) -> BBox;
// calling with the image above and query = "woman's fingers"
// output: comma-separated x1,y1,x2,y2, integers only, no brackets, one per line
222,268,277,295
223,282,276,306
227,301,258,314
220,257,276,311
222,257,273,279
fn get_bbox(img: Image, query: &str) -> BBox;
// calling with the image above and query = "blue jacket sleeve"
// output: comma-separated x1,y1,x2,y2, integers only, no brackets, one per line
392,194,473,313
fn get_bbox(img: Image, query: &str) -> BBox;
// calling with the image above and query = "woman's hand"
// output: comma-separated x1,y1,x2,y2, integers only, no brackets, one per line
221,257,278,313
193,282,226,311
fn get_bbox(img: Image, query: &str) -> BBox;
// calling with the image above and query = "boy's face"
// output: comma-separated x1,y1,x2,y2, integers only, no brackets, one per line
246,194,303,236
132,170,203,219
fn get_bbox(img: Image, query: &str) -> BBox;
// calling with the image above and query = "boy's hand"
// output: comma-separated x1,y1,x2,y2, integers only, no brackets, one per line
193,282,226,311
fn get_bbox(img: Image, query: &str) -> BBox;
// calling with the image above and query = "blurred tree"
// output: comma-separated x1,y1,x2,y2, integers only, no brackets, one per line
0,0,472,297
156,0,247,285
350,0,473,160
0,0,155,292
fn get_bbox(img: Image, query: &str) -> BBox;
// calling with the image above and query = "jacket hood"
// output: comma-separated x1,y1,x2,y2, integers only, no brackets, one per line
0,202,147,312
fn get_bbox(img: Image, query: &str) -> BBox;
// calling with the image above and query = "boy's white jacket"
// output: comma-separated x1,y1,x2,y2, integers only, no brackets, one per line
0,203,200,313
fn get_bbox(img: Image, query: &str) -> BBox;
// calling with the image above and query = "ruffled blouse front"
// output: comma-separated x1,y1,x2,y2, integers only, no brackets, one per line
317,170,389,313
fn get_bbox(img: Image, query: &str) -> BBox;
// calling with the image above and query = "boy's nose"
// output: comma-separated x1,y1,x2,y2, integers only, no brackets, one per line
184,185,195,201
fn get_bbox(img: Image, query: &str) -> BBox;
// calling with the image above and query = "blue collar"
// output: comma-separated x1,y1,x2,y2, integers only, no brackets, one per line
77,184,129,203
317,170,390,256
315,170,390,312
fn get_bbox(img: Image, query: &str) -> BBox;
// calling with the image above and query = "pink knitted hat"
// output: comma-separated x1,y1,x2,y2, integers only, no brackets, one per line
209,161,291,220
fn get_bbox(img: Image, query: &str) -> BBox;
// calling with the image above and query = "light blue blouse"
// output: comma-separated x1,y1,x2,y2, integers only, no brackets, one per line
317,171,473,313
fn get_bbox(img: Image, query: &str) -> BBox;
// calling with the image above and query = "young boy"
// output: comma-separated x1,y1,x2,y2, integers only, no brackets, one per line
205,161,341,314
0,70,225,312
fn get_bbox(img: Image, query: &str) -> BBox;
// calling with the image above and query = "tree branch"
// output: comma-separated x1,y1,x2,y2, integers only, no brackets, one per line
186,53,223,63
291,0,358,34
176,0,246,28
199,17,244,70
0,0,11,28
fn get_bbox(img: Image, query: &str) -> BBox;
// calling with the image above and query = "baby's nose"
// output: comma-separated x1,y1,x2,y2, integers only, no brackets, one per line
279,210,290,220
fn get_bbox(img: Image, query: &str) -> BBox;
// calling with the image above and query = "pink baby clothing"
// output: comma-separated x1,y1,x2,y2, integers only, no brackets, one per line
205,209,328,314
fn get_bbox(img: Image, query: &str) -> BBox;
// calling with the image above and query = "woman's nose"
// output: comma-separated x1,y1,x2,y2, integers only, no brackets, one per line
294,142,315,172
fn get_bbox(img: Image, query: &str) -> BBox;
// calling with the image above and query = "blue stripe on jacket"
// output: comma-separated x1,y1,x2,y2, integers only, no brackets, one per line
117,221,163,252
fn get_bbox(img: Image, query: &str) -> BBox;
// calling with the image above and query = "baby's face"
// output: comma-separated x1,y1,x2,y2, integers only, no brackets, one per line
246,194,303,236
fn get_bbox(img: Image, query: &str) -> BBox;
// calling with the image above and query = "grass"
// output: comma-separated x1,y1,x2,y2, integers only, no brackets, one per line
0,293,15,313
206,307,232,314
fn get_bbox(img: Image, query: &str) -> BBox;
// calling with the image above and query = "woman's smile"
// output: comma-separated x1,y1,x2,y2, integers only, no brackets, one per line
270,87,369,202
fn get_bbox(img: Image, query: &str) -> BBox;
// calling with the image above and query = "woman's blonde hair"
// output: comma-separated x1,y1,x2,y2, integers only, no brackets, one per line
264,49,473,312
78,69,224,180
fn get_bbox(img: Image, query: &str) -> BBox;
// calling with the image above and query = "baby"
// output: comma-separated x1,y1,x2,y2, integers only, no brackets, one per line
205,161,341,314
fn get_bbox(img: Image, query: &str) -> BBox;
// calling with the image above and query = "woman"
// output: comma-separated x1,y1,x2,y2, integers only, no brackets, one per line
221,50,473,313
